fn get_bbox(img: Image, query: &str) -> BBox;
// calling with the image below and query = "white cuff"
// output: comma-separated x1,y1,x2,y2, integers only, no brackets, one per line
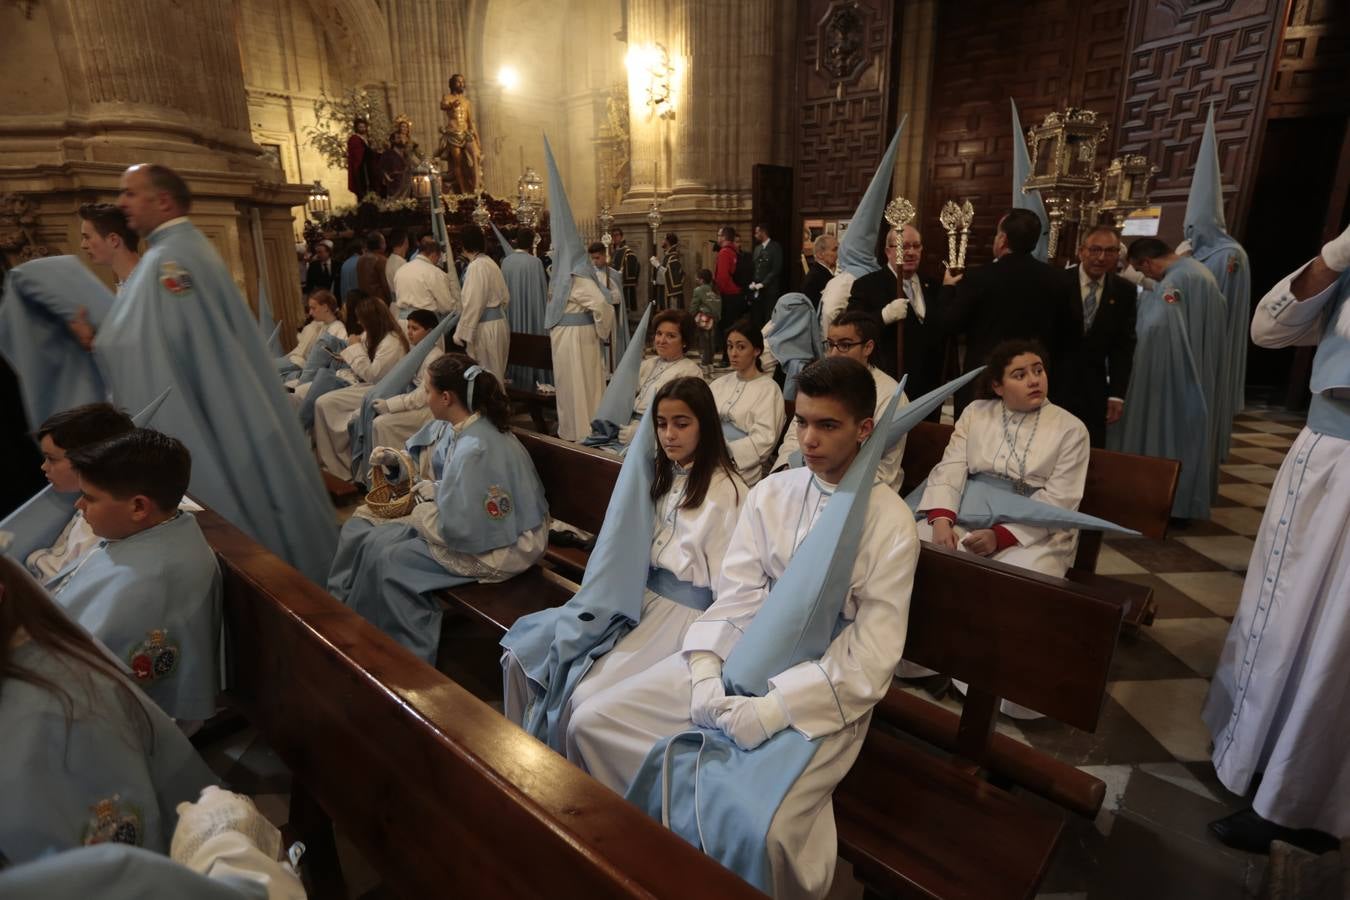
688,650,723,684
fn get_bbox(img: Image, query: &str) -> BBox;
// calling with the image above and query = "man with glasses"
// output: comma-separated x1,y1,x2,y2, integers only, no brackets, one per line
772,309,907,489
1051,225,1138,446
846,225,935,381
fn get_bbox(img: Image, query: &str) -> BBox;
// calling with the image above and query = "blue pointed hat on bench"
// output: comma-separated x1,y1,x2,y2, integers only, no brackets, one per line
582,301,654,447
0,388,173,562
626,382,909,893
500,399,662,749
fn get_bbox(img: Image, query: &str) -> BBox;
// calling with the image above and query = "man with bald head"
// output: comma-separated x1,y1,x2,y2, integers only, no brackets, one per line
801,233,837,308
62,163,338,583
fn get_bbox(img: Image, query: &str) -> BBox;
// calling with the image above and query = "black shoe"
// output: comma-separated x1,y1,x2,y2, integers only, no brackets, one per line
1209,808,1340,855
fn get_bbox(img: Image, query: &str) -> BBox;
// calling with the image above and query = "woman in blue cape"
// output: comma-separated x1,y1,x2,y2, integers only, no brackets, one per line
0,556,216,865
327,354,549,665
502,376,746,752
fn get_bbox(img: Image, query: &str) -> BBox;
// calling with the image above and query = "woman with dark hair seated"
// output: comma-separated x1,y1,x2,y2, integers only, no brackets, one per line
328,353,549,664
708,318,785,485
616,309,703,447
0,555,216,864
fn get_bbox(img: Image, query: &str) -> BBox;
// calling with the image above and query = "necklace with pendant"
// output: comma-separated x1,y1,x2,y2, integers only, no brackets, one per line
1000,404,1041,495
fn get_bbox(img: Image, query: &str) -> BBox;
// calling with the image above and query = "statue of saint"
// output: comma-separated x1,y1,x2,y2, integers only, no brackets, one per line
436,73,480,195
346,116,376,200
380,115,422,200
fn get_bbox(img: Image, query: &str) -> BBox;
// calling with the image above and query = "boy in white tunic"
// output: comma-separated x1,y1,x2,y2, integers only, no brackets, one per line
453,227,510,382
774,310,906,490
1203,224,1350,854
369,309,444,452
570,356,918,899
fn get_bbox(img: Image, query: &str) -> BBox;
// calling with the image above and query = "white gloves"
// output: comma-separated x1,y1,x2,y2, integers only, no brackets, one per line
1322,221,1350,272
882,296,909,324
171,786,280,867
371,398,389,415
711,692,790,751
688,651,726,729
749,282,763,292
412,479,438,503
649,255,660,268
617,421,638,446
369,446,399,467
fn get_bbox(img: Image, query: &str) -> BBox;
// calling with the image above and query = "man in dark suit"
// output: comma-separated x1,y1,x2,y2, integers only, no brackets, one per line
750,223,783,326
937,208,1081,414
303,239,336,295
1052,225,1137,446
800,233,837,308
845,224,945,401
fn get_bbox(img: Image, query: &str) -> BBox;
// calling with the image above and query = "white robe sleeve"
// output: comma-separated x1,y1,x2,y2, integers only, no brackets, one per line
1249,258,1340,349
768,491,917,739
725,379,786,475
1000,414,1090,548
820,272,854,332
918,404,973,515
570,278,614,342
455,258,488,345
682,488,771,658
287,320,323,366
342,333,405,383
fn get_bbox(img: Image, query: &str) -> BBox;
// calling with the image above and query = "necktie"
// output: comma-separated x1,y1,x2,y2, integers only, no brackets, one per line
1083,281,1100,332
904,278,925,320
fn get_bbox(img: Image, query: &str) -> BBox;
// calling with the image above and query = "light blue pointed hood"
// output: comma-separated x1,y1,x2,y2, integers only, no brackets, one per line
1,388,173,562
583,302,654,444
543,135,596,328
838,118,907,277
1011,99,1050,261
723,384,906,696
257,279,280,354
490,221,514,256
1184,105,1230,252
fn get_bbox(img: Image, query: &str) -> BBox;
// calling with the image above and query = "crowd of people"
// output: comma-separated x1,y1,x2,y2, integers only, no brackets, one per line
0,140,1346,898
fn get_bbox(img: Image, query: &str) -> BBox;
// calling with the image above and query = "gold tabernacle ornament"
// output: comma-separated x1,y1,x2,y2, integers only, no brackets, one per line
883,197,916,230
939,200,975,271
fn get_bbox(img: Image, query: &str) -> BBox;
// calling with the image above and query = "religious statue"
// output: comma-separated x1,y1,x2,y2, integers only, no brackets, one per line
380,115,422,200
346,116,377,200
436,73,480,195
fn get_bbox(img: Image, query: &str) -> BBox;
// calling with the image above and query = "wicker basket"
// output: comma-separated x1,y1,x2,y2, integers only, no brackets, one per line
363,448,417,519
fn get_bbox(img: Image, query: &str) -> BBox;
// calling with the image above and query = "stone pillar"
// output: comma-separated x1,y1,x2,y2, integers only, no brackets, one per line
384,0,469,165
1,0,310,339
893,0,938,207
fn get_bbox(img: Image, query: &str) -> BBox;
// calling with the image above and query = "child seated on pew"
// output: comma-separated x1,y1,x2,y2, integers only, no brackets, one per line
0,555,217,864
276,288,346,379
328,354,549,665
709,319,785,486
916,340,1089,579
50,429,222,725
24,402,134,580
290,292,409,409
569,356,918,900
616,309,703,447
502,376,746,750
367,308,444,457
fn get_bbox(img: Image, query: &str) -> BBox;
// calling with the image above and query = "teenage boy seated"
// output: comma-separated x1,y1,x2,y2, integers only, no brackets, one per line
569,356,918,899
24,403,135,580
53,428,222,725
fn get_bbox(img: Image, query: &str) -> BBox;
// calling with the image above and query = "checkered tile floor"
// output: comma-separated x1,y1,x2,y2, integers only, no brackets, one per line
208,406,1306,900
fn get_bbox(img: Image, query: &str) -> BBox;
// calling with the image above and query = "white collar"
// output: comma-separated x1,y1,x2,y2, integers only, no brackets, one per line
452,412,481,434
1079,265,1102,291
760,238,770,248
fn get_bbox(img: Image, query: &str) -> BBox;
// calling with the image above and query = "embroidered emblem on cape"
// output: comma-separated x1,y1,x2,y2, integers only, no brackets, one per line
159,261,194,295
128,628,180,683
484,485,513,520
83,796,143,846
1163,288,1181,305
1227,254,1239,274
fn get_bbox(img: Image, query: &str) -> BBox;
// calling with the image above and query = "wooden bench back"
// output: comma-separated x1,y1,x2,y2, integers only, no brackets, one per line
514,427,619,534
508,332,554,370
200,510,764,900
899,420,1179,569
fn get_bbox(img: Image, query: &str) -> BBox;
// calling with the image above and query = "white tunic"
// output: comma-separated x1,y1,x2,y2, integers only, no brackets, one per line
454,255,510,383
371,345,445,455
551,276,615,442
385,252,406,301
338,332,407,385
315,333,409,478
616,356,705,446
917,399,1088,578
709,371,786,485
285,318,348,368
392,255,458,316
774,365,906,491
819,271,856,333
570,467,917,899
1202,264,1350,835
524,467,745,751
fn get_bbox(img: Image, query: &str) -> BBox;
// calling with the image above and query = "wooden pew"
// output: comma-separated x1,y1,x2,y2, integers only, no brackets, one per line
899,420,1179,625
443,432,1130,899
198,509,767,899
506,332,556,433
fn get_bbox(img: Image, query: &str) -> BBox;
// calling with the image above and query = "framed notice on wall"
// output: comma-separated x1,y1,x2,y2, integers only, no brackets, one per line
1120,207,1162,237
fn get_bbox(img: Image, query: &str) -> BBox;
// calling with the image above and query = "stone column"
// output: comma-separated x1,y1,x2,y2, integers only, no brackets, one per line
384,0,470,164
0,0,309,335
893,0,938,206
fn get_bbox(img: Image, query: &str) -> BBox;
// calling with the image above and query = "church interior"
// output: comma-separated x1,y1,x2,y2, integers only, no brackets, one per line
1,1,1347,898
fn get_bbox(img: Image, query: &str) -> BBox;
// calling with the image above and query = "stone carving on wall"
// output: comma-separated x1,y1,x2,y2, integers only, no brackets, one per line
819,3,869,82
597,81,631,211
0,193,50,266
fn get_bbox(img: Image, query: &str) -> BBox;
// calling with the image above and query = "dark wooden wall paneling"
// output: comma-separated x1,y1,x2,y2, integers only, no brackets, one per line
922,0,1130,263
1266,0,1350,120
794,0,901,220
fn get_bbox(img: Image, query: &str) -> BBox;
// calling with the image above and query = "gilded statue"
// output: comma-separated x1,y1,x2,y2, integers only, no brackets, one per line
436,73,480,195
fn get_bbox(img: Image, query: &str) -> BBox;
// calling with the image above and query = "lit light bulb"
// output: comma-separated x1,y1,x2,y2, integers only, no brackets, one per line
497,65,520,91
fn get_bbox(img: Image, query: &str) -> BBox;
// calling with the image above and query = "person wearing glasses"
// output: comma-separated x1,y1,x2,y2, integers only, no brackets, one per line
1050,225,1138,446
846,224,939,383
772,309,907,490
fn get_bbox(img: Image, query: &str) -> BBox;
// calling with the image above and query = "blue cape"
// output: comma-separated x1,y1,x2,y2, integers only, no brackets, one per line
763,293,822,401
0,845,270,900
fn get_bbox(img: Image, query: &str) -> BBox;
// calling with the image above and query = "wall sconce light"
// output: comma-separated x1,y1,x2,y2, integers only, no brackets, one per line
626,42,675,120
497,65,520,92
